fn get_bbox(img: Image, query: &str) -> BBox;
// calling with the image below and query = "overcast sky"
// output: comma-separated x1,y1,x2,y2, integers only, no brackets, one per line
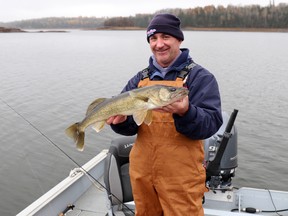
1,0,287,22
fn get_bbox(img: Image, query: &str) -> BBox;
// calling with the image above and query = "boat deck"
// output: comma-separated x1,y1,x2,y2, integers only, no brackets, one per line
66,178,288,216
66,177,108,216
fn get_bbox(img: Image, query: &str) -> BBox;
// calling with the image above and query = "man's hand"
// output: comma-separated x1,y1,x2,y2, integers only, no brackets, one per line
153,96,189,116
106,115,127,125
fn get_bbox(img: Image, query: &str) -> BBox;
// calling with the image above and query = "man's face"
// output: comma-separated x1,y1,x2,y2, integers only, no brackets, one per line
149,33,182,68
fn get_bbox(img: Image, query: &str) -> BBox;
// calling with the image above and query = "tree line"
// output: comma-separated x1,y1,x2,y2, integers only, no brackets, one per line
3,4,288,29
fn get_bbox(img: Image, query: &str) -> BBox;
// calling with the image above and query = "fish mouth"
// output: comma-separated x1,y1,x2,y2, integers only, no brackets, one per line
169,87,189,101
176,87,189,95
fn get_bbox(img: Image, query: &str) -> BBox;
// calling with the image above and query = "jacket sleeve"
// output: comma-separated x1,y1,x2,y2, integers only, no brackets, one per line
110,73,141,136
173,66,223,139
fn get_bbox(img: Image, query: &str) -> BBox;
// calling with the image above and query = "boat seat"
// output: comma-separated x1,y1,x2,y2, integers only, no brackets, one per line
104,136,135,216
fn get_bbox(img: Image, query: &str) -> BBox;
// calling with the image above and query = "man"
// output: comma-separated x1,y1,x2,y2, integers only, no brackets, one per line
107,13,222,216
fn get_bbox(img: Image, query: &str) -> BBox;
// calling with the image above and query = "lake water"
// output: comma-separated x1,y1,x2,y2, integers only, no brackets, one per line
0,30,288,216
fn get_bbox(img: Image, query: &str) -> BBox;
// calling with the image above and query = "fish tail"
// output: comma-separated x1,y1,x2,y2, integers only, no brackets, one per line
65,123,79,141
76,132,85,151
65,123,85,151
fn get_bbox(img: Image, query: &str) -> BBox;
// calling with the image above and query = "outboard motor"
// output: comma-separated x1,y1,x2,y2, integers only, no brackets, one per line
205,109,238,190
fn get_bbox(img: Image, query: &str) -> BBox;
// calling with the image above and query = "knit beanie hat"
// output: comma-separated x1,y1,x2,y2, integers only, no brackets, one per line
146,13,184,42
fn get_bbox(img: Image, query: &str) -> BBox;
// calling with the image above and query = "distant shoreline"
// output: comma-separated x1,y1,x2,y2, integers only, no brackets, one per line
184,27,288,32
92,26,288,32
0,27,25,32
1,26,287,33
0,27,68,33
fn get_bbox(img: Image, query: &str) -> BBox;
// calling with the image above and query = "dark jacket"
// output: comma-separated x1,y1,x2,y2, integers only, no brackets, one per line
111,48,223,139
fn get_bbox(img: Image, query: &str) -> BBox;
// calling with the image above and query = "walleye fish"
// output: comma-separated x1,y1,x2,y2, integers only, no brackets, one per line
65,84,189,151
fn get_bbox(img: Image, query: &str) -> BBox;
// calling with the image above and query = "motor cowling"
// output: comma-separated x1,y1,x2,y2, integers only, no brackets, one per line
204,111,238,189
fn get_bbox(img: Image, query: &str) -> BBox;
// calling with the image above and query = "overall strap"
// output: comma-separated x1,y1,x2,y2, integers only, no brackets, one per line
140,67,150,80
138,67,150,87
176,62,197,84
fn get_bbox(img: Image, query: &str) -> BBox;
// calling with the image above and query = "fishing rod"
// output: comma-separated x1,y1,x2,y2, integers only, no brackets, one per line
0,97,135,215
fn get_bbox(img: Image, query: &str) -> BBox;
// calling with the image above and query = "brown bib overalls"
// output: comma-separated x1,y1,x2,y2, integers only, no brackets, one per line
129,77,207,216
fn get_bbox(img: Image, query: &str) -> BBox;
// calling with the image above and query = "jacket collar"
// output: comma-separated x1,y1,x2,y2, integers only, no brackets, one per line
148,48,192,79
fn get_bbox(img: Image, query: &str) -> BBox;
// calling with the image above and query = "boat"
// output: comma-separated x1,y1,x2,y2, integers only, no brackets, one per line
16,110,288,216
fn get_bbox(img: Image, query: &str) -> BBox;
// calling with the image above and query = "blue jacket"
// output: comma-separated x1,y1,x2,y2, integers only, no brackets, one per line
111,48,223,139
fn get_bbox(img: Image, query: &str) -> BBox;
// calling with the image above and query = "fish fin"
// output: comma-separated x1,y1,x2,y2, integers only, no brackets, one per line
133,110,147,126
129,91,149,102
86,98,107,116
92,121,106,132
144,110,153,125
65,123,85,151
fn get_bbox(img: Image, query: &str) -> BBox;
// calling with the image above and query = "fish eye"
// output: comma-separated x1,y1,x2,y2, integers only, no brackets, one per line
169,87,176,92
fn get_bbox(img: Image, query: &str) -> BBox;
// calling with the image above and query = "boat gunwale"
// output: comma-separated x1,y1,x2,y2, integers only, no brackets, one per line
16,149,108,216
